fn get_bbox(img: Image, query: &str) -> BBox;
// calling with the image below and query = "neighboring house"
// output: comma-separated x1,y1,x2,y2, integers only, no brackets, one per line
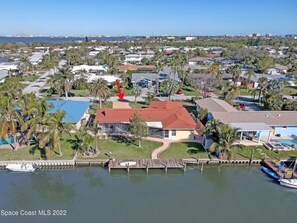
196,98,297,144
48,100,90,130
30,52,45,65
131,71,180,87
72,65,108,74
118,64,156,72
124,54,154,64
95,101,197,140
239,71,288,88
0,70,9,83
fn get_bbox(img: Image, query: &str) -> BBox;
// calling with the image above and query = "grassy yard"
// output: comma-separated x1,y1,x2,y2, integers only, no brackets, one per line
231,145,297,160
0,135,161,161
159,142,209,159
181,85,196,96
239,88,253,96
284,86,297,96
20,75,40,82
95,136,161,159
71,89,90,97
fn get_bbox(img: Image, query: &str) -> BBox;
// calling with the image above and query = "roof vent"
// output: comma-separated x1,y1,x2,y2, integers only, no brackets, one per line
265,114,269,117
277,114,281,117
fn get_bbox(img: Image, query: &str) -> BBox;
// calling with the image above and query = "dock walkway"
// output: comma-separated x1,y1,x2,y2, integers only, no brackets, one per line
108,159,186,172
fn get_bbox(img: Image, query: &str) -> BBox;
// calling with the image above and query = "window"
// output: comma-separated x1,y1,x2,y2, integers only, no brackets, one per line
164,130,169,138
172,129,176,136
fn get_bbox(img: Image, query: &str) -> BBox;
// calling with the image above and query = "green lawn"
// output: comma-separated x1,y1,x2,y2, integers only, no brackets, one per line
96,136,161,159
181,85,196,96
20,75,39,82
239,88,253,96
159,142,209,159
129,101,148,108
72,89,90,97
231,145,297,160
0,135,161,161
284,86,297,96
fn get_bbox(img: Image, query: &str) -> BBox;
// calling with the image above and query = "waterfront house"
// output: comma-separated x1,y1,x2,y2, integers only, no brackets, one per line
48,100,90,130
0,70,9,83
95,101,197,140
196,98,297,144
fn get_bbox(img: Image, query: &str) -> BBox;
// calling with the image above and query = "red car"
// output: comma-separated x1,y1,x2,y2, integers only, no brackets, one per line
176,89,184,95
239,103,246,110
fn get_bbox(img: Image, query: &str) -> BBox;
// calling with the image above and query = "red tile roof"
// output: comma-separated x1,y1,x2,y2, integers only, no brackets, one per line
95,101,196,129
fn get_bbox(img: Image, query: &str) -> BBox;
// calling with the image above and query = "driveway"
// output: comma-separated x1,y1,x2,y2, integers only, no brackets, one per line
234,96,263,111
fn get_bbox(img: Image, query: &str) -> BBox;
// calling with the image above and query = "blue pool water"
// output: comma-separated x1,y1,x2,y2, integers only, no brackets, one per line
0,137,14,145
273,139,297,147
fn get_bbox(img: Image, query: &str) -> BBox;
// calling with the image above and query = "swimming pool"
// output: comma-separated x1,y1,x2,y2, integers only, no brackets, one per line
0,137,14,145
273,139,297,147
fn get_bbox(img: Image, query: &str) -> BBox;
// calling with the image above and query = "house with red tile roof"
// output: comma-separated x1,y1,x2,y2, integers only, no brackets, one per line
95,101,197,139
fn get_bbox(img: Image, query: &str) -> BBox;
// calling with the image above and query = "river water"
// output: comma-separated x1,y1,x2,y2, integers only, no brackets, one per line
0,166,296,223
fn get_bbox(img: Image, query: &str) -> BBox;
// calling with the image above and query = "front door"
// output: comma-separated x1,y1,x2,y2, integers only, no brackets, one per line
164,130,169,138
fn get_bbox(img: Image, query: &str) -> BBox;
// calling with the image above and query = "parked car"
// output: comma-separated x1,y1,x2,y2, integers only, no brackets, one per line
239,103,246,110
176,89,184,95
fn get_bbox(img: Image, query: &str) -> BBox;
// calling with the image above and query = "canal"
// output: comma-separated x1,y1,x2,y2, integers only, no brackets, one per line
0,166,296,223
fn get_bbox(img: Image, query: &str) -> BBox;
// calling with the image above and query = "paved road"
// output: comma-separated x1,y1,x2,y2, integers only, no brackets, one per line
234,96,263,111
22,60,65,97
22,68,57,97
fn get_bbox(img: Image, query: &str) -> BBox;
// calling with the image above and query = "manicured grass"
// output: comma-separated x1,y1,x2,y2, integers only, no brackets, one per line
129,101,148,108
0,135,162,161
72,89,90,97
239,88,253,96
0,135,76,161
20,75,39,82
159,142,209,159
96,136,162,159
284,86,297,96
231,145,297,160
181,85,196,96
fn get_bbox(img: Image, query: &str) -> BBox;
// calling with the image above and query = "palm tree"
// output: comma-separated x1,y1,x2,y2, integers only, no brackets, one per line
209,124,239,159
243,70,256,89
152,51,165,94
39,110,70,157
58,67,73,100
89,78,110,108
132,87,142,103
0,96,20,150
228,64,242,84
162,79,180,101
18,94,51,142
257,77,268,102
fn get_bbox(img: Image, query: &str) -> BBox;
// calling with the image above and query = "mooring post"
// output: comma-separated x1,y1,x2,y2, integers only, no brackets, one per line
183,163,186,172
127,164,130,173
165,165,168,172
146,163,149,173
201,162,204,173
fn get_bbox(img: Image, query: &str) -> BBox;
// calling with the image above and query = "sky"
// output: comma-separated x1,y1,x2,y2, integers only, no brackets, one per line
0,0,297,36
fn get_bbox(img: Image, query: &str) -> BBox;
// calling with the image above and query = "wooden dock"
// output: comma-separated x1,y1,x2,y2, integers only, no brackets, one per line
262,159,297,179
108,159,186,172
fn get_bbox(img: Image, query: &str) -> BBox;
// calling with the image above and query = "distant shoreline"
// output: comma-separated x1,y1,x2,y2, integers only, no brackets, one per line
0,36,141,43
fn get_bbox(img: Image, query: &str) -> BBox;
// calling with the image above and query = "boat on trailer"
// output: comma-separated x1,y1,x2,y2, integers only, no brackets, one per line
6,163,36,172
261,166,280,180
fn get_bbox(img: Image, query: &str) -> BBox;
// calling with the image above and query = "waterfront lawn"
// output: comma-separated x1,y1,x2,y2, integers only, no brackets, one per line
239,88,253,96
159,142,209,159
0,135,76,161
0,135,161,161
231,146,297,160
95,136,162,159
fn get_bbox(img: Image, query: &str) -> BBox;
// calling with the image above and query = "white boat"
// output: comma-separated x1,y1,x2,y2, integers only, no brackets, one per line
120,161,136,167
279,179,297,189
6,163,36,172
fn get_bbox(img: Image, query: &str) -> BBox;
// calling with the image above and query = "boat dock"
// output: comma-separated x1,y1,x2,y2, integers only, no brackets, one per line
262,159,297,179
108,159,186,172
